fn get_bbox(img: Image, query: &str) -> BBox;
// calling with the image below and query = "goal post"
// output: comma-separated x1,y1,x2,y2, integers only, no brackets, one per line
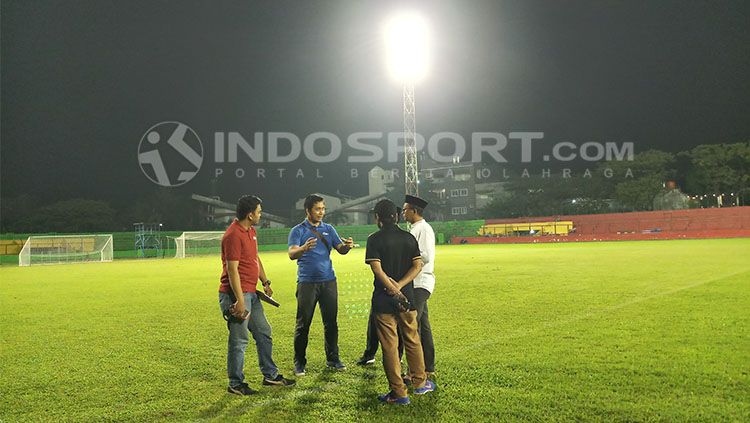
18,234,114,266
174,231,224,258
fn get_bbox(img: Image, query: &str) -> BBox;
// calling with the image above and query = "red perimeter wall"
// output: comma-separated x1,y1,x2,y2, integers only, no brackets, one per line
455,207,750,244
486,207,750,234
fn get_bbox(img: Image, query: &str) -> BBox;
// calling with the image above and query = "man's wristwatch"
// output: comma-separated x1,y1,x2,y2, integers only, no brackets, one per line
263,280,271,287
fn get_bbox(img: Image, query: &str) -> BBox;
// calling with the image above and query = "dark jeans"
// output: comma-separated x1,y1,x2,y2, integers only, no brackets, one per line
294,280,339,366
363,288,435,373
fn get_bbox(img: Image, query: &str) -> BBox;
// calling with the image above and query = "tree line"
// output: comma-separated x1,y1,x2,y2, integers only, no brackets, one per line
480,142,749,218
1,142,747,233
0,189,207,234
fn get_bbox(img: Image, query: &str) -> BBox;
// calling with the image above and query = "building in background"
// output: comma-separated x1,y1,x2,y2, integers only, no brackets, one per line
420,155,477,220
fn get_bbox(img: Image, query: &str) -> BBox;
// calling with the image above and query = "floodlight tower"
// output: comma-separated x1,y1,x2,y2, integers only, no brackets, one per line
385,12,429,196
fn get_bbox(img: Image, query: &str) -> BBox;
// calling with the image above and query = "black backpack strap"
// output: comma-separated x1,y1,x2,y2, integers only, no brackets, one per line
306,223,331,250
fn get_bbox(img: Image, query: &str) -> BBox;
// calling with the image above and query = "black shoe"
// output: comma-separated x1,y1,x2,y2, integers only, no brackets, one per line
326,360,346,370
294,363,306,376
228,383,257,395
356,356,376,366
263,374,296,386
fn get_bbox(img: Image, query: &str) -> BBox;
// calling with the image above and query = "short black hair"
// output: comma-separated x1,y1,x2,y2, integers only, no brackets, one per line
236,195,262,219
378,213,398,225
304,194,325,214
373,199,398,225
412,206,424,216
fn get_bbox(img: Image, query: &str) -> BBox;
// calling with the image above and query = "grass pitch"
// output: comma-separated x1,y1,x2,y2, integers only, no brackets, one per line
1,239,749,421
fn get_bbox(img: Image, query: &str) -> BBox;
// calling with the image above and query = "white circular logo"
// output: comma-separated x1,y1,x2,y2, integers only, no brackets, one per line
138,121,203,187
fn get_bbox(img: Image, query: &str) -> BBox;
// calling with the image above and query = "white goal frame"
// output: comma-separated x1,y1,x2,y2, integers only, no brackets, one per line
174,231,224,258
18,234,113,266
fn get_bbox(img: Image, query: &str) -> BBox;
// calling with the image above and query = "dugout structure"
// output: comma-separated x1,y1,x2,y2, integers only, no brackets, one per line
18,234,113,266
479,221,574,237
174,231,224,258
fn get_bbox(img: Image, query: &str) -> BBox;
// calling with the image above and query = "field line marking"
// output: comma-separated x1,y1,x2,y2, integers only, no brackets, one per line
447,269,750,357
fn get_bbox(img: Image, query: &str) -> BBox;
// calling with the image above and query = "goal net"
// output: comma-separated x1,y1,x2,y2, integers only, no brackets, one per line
18,234,113,266
174,231,224,258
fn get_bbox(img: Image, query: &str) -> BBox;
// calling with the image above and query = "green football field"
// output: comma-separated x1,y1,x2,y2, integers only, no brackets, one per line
1,239,749,421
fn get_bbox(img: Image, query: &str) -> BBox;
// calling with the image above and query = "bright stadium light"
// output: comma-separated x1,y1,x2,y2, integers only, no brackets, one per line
384,12,430,83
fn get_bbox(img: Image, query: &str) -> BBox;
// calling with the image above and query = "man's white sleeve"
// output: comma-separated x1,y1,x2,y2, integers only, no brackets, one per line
415,225,434,265
423,227,435,265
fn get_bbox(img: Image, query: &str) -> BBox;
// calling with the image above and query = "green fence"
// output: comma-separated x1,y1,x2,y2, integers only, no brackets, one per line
0,219,485,264
255,220,485,246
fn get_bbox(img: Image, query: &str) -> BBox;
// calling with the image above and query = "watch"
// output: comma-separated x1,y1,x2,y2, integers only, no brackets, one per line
263,280,271,287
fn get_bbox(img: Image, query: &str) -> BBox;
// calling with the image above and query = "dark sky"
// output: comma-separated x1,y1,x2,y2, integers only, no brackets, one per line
2,0,749,210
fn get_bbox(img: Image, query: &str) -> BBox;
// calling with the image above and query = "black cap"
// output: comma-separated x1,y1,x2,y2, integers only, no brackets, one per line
404,195,428,209
371,199,399,217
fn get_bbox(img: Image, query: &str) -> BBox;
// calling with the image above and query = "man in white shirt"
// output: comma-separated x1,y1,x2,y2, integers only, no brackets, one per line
401,195,436,376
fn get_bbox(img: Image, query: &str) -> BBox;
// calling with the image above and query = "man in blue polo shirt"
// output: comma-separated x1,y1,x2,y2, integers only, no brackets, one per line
288,194,355,375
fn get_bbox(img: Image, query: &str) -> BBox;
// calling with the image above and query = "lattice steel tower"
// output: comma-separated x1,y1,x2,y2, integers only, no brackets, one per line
403,83,419,196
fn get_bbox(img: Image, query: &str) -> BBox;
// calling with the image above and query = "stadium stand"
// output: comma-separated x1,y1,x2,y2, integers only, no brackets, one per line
456,207,750,244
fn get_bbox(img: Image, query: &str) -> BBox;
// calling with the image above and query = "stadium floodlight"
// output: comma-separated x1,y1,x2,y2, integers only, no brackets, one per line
384,12,430,83
174,231,224,258
384,11,430,196
18,234,113,266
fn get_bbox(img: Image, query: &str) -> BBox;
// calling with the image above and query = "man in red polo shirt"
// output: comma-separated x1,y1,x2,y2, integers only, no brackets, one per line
218,195,294,395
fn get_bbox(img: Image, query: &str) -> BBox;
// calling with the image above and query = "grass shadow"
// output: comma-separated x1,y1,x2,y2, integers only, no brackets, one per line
197,393,235,419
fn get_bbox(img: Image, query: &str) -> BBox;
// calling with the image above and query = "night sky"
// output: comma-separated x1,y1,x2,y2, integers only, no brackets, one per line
2,0,749,211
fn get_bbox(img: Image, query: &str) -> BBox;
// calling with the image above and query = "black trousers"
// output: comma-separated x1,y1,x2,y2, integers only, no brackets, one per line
294,280,339,366
363,287,435,372
413,288,435,372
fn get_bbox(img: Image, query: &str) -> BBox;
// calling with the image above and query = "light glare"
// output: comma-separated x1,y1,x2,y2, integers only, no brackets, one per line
384,12,430,83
